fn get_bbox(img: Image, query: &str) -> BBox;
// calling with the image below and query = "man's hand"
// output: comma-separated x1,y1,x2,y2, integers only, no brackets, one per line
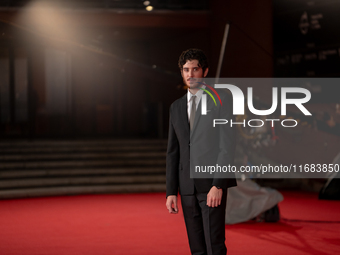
207,186,223,207
166,195,178,214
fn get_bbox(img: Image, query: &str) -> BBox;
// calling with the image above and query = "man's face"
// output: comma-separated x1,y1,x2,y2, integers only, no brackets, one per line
181,60,208,89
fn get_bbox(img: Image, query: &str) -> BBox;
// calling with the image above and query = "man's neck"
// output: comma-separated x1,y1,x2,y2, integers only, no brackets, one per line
189,88,199,95
189,84,203,95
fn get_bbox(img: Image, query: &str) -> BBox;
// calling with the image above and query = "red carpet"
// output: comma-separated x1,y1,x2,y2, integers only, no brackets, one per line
0,191,339,255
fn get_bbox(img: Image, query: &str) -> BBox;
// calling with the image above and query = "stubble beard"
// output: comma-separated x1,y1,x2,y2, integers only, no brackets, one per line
186,78,203,93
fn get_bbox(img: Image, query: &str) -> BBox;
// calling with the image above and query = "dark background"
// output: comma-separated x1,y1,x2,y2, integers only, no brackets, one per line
0,0,340,196
0,0,274,139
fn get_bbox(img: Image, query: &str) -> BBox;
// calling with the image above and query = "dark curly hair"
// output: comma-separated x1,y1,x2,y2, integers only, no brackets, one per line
178,48,209,72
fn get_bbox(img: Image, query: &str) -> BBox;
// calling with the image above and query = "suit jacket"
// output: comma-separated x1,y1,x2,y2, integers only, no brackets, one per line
166,88,237,197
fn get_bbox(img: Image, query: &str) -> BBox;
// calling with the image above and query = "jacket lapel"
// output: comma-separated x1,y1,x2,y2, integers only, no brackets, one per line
190,89,216,139
179,95,190,136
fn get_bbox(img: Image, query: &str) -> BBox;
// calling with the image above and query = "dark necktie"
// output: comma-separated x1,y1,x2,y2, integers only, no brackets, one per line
190,95,196,130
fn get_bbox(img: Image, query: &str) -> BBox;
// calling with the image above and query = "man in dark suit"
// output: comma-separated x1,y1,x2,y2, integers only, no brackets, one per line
166,48,237,255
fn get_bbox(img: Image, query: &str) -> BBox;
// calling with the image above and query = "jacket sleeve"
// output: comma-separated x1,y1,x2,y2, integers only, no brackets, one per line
166,104,180,198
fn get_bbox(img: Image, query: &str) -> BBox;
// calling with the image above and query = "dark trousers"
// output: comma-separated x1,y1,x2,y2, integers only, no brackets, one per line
181,189,228,255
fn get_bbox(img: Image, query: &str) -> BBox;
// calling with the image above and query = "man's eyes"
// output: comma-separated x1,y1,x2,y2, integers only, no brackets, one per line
183,68,200,72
